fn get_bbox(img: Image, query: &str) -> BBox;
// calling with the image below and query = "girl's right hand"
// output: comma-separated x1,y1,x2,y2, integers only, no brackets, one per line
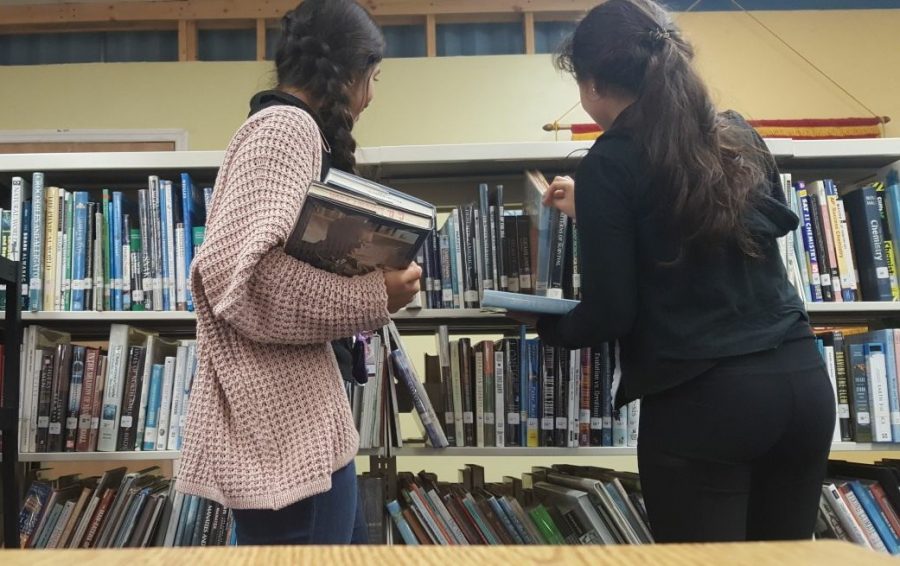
543,175,576,221
384,262,422,313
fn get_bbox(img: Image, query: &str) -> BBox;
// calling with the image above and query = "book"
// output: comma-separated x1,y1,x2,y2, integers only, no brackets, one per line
116,345,147,451
481,289,578,315
284,169,435,277
842,185,893,301
97,325,154,452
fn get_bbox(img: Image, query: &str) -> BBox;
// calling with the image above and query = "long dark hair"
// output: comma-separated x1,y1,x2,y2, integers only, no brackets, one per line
557,0,768,258
275,0,384,172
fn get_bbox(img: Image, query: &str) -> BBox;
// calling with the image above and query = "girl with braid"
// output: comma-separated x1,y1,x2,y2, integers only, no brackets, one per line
177,0,421,545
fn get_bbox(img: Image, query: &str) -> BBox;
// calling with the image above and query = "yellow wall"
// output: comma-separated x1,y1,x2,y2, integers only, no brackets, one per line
0,9,898,150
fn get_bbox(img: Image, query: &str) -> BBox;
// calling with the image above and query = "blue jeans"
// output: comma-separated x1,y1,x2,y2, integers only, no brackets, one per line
232,461,367,545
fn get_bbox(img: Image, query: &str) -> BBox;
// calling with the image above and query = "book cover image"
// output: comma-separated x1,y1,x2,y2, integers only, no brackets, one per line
286,197,424,277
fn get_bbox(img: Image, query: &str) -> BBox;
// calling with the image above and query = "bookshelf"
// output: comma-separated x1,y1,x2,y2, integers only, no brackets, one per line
2,139,900,547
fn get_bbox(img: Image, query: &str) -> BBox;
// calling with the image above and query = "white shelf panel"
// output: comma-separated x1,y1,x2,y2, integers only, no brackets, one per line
830,442,900,452
0,151,224,173
805,301,900,313
21,311,197,322
18,450,181,462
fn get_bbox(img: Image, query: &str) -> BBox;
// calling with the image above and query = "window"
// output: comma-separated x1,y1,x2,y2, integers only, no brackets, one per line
436,23,524,57
198,29,256,62
0,31,178,65
535,21,577,55
383,25,426,58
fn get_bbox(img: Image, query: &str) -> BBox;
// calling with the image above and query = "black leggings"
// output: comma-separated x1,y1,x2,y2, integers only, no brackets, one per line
637,337,835,543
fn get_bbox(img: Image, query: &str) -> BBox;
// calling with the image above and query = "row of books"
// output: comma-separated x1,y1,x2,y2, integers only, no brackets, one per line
2,173,211,313
818,459,900,555
18,325,197,453
781,172,900,303
418,327,639,449
387,463,651,545
414,171,578,311
815,326,900,444
17,466,234,549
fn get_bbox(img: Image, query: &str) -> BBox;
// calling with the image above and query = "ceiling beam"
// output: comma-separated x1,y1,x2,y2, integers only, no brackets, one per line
0,0,593,26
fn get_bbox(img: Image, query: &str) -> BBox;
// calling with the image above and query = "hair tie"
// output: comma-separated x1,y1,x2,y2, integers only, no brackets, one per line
646,27,674,49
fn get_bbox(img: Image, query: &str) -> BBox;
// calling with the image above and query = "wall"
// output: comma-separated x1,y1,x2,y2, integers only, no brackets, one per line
0,9,898,150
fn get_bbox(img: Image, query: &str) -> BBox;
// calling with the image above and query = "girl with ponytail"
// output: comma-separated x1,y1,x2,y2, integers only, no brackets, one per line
535,0,834,543
177,0,421,545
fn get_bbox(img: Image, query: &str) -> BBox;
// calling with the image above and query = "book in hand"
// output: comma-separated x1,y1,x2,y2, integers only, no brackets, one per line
481,289,579,316
284,168,436,277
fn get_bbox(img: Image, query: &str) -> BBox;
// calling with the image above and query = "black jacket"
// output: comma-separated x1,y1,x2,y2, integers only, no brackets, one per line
537,111,810,406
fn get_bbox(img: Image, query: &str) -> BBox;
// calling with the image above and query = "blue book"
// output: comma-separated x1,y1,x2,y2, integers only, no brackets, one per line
498,496,533,543
180,173,204,312
21,201,31,310
847,341,873,442
142,364,165,451
29,172,45,311
386,500,419,545
482,289,578,316
111,192,124,311
178,495,201,547
159,185,171,311
71,192,89,311
849,480,899,554
172,494,193,547
795,184,824,302
487,496,523,544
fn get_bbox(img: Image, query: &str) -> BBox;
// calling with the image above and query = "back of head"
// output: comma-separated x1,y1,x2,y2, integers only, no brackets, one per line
557,0,768,258
275,0,384,172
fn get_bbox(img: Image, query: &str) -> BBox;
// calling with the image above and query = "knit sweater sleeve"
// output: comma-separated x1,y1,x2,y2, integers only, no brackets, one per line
192,107,391,345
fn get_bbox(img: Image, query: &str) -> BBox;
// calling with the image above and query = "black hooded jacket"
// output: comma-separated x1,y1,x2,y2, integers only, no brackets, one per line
537,110,811,406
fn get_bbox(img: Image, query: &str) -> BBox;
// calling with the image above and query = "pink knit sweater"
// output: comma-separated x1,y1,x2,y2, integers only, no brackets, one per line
175,105,391,510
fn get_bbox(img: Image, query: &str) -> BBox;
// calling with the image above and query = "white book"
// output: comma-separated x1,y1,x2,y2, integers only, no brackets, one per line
167,345,190,450
122,239,131,310
866,344,893,442
135,335,178,449
450,340,464,447
474,348,485,448
627,400,640,448
155,355,177,451
612,407,627,448
163,181,177,308
175,224,187,308
98,324,152,452
494,343,505,448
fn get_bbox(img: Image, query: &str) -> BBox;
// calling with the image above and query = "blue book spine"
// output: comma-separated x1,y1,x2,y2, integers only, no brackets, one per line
180,173,196,311
143,364,165,451
386,500,419,545
848,341,873,442
518,325,528,447
849,481,899,554
71,192,89,312
179,495,201,547
112,192,124,311
29,172,45,311
159,186,171,311
796,185,824,302
21,201,31,310
462,496,500,545
527,338,541,447
488,497,523,544
843,186,894,301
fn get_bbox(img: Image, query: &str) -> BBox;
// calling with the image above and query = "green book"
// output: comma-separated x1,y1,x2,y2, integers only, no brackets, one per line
130,228,145,311
192,226,205,258
528,504,565,545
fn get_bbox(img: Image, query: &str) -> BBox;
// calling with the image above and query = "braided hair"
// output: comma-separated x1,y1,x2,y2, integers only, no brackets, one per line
275,0,384,172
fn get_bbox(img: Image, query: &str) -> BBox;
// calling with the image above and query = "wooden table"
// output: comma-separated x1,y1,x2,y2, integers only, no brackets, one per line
0,540,892,565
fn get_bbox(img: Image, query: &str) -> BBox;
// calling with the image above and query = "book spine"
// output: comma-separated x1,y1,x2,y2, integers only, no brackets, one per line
474,346,485,448
579,348,592,446
48,345,72,452
807,192,835,301
849,481,899,553
121,214,132,311
822,341,841,443
489,205,500,292
10,177,23,263
796,186,824,302
175,223,187,310
865,342,893,442
590,346,604,446
825,181,857,301
55,193,64,311
439,228,453,309
390,348,448,448
63,192,74,310
29,173,45,311
832,332,853,442
503,215,520,293
449,211,463,308
116,346,144,451
483,342,496,447
461,206,478,308
43,187,58,311
450,340,464,447
89,356,107,451
813,183,844,301
540,345,555,447
840,484,889,552
835,197,859,300
869,482,900,547
553,348,568,447
102,190,111,311
129,229,144,310
148,178,164,310
76,349,99,452
885,331,900,441
459,339,475,447
156,356,177,450
158,184,171,311
138,190,154,311
98,327,127,452
64,346,86,452
478,184,494,294
35,353,53,452
143,364,165,451
876,183,900,301
494,341,505,448
516,215,533,293
843,187,893,301
505,339,521,447
847,342,873,443
71,193,88,311
21,200,32,310
547,212,568,299
180,173,196,311
526,340,540,447
168,346,189,450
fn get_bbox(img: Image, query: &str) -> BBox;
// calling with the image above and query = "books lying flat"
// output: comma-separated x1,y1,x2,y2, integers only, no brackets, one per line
481,289,579,315
285,168,436,277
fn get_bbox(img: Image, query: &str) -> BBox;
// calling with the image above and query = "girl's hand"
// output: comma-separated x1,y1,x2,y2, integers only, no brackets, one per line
384,262,422,313
542,176,576,221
